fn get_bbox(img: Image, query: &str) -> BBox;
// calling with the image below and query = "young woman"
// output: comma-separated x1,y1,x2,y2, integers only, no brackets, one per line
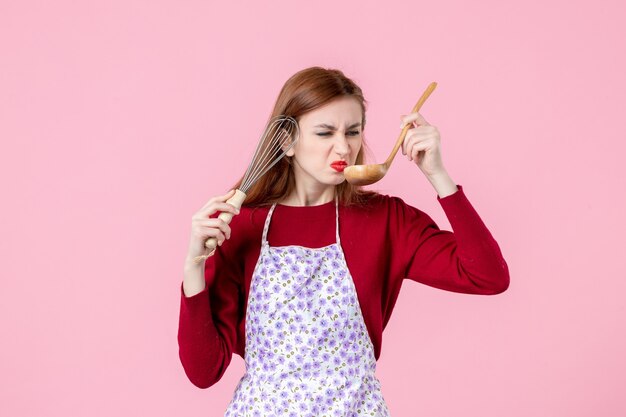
178,67,509,416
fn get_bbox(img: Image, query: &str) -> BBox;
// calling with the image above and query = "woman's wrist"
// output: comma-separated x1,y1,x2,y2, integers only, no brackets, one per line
425,169,458,198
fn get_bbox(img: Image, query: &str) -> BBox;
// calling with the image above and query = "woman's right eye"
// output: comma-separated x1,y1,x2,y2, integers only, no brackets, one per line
316,132,331,136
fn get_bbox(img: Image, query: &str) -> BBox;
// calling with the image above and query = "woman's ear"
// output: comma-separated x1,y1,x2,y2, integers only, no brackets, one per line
280,128,297,157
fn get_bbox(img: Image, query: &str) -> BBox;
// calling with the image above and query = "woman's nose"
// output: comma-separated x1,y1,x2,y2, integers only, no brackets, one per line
334,134,350,155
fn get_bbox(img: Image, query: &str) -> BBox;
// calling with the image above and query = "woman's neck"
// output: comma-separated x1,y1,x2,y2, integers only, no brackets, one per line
279,185,336,207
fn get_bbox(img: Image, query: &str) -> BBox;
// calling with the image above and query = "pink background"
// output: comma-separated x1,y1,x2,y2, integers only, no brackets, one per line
2,0,624,416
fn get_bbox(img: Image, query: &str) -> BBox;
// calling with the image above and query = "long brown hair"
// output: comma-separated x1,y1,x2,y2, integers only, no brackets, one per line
230,66,380,207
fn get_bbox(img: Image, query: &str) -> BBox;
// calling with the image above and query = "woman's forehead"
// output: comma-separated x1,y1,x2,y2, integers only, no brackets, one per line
301,97,363,126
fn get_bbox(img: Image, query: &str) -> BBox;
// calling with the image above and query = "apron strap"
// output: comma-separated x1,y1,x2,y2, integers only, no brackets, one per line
262,203,277,246
335,196,340,245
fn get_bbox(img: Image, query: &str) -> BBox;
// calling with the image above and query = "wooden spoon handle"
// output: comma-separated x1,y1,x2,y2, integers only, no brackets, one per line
384,82,438,166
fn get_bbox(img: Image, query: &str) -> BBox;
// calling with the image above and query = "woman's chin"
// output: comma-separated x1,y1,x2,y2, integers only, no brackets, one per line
326,172,346,183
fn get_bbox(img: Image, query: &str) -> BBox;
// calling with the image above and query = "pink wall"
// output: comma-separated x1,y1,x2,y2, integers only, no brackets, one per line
2,0,624,416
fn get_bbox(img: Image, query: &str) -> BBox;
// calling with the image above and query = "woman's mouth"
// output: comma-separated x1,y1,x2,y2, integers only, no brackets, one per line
330,161,347,172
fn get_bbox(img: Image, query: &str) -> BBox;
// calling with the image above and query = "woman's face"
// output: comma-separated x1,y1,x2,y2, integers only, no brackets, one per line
286,96,363,187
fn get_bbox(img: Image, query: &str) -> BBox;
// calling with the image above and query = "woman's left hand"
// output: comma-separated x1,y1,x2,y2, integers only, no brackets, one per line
400,112,446,177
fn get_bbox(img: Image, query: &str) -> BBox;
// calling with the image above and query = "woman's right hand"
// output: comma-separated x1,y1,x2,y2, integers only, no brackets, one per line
186,189,240,262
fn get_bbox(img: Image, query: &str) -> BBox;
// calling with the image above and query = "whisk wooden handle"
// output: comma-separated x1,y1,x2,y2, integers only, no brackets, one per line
192,189,247,264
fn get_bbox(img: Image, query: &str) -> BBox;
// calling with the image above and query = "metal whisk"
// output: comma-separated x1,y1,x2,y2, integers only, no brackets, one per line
193,115,300,263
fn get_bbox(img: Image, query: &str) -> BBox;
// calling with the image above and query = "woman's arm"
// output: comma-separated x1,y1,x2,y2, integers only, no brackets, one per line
396,185,510,295
398,112,508,292
177,245,241,388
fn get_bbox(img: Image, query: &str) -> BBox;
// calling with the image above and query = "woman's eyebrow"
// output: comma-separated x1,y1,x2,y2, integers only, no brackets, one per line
313,122,362,129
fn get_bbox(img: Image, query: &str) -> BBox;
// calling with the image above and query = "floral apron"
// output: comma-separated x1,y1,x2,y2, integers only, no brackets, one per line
224,197,391,416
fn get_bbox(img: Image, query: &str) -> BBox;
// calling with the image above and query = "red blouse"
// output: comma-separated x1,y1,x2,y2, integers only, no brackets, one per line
177,184,510,388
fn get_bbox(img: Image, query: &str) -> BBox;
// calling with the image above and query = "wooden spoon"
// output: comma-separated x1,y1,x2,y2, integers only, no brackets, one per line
344,82,438,186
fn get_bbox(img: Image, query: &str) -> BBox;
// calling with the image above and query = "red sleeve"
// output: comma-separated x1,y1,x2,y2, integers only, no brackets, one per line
177,241,241,389
394,184,510,294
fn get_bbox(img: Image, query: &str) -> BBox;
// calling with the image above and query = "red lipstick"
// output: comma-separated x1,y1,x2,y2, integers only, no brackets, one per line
330,160,347,172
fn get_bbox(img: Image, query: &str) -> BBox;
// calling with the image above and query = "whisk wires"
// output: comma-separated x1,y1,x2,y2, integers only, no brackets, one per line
240,115,300,193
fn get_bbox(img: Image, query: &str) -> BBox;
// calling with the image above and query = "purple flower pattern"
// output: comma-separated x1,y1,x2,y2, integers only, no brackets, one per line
224,201,390,416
